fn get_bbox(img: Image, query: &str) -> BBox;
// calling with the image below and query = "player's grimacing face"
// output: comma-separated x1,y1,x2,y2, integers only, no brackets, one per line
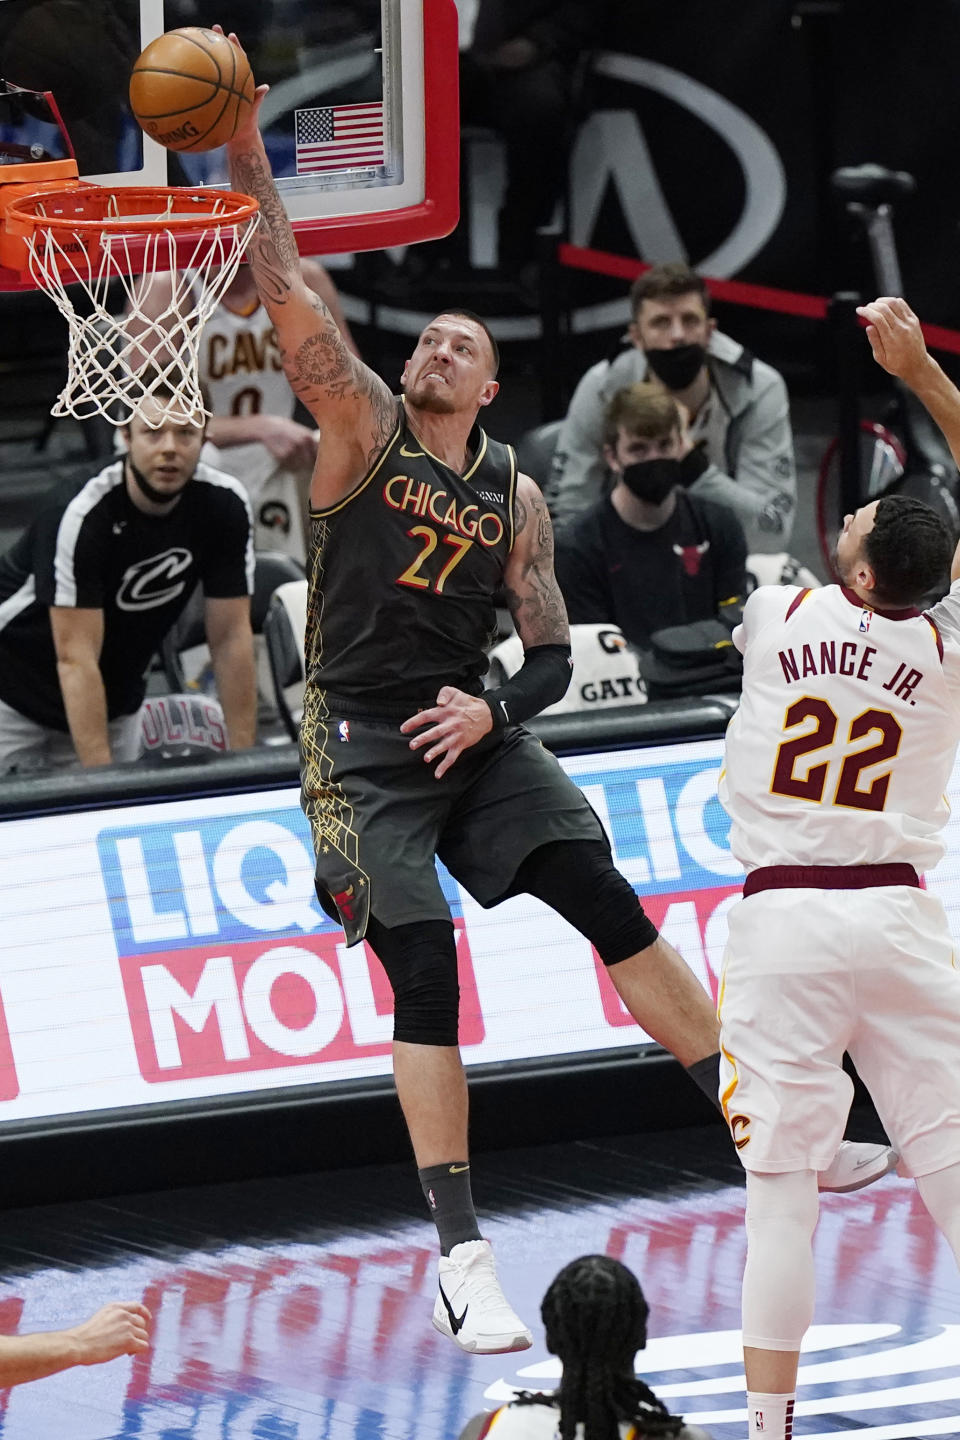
402,317,498,414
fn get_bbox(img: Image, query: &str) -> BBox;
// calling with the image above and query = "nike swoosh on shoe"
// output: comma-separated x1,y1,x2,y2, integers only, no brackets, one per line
438,1281,468,1335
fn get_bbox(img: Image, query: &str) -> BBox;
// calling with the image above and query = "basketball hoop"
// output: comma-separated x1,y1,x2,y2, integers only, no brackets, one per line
0,183,259,426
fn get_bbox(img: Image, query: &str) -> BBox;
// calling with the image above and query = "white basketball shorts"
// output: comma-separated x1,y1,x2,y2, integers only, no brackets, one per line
717,884,960,1178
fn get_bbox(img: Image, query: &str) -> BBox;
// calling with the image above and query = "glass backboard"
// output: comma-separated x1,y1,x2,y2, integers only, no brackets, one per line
0,0,458,285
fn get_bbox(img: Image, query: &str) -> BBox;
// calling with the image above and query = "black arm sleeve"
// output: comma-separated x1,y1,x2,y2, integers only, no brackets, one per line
482,643,573,728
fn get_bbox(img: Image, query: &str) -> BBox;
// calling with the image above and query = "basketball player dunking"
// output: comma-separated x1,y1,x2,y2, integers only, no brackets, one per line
197,259,359,560
213,28,896,1353
718,295,960,1440
127,259,358,562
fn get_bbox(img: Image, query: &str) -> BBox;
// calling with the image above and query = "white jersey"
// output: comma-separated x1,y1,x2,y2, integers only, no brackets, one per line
200,296,292,494
719,580,960,873
198,295,310,559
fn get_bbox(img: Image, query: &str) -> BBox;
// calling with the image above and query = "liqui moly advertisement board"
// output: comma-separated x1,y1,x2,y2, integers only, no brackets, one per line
0,735,955,1125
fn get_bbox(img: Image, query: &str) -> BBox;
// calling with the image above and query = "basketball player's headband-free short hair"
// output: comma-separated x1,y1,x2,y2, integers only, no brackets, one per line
430,309,500,378
864,494,954,607
603,382,683,447
629,261,712,320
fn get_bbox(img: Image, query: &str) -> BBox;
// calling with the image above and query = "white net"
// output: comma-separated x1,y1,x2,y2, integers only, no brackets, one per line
22,196,260,427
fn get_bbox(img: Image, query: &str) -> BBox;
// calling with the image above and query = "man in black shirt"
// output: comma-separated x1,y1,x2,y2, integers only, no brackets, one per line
556,384,748,648
0,388,257,771
220,37,894,1360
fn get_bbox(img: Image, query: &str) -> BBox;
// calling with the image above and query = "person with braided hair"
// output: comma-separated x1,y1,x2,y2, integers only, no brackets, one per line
459,1255,711,1440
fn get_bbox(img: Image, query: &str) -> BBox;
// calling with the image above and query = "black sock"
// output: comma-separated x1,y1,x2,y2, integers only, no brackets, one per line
685,1050,723,1113
418,1162,483,1255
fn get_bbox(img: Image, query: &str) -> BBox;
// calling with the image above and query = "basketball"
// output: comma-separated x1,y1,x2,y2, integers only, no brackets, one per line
128,27,255,153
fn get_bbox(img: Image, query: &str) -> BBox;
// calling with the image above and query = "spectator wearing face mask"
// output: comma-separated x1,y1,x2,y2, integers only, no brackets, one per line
547,263,796,553
554,384,748,649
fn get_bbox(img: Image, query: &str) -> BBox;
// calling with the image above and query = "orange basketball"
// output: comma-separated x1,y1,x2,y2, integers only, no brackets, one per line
129,27,255,153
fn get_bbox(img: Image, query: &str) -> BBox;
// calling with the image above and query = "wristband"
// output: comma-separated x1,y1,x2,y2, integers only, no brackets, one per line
482,642,573,727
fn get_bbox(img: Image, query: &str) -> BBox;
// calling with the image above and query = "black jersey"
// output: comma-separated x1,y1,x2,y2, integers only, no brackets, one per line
306,404,517,709
0,460,254,730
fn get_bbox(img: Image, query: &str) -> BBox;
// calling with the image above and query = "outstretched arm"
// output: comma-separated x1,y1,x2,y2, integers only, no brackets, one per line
125,256,356,471
859,297,960,585
858,296,960,473
0,1302,150,1387
302,257,360,359
219,30,395,495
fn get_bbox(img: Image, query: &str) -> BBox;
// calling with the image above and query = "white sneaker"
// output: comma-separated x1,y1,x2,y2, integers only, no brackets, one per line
818,1141,899,1193
433,1240,533,1354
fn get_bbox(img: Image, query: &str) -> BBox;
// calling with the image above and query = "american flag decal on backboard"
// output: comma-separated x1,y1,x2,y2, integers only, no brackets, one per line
294,103,385,174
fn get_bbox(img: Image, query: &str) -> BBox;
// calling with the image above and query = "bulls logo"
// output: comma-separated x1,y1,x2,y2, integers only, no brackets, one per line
333,885,356,923
673,539,710,577
116,549,193,611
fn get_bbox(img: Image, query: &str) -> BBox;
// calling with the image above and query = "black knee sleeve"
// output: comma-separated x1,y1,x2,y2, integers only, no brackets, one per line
365,917,460,1046
507,840,659,965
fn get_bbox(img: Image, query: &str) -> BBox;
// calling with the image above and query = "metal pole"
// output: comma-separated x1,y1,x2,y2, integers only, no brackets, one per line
537,225,565,421
829,290,863,522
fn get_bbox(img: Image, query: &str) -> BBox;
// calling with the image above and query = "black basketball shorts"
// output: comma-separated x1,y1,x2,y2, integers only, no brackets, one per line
299,685,605,944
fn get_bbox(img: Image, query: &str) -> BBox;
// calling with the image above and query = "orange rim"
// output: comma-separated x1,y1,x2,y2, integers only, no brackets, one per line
3,185,258,238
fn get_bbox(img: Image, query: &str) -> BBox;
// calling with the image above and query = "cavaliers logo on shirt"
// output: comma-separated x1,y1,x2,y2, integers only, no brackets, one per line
116,548,193,611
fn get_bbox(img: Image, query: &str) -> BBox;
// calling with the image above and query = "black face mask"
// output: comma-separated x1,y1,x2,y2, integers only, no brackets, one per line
644,342,707,392
620,457,681,505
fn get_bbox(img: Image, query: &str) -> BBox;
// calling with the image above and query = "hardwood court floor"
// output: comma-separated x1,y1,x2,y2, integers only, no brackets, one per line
0,1118,957,1438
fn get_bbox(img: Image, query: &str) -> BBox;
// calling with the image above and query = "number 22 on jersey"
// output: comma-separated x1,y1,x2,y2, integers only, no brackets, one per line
770,696,903,812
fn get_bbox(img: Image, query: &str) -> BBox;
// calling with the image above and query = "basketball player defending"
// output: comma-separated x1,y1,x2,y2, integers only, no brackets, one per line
216,31,894,1354
718,294,960,1440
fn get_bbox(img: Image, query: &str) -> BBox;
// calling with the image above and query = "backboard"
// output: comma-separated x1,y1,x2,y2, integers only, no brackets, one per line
0,0,458,288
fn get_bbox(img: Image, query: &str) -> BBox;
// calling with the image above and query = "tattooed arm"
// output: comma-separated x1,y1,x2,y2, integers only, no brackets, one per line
221,38,395,497
502,474,571,649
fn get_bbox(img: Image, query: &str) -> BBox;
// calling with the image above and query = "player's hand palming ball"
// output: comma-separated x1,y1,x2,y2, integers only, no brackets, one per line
129,27,255,152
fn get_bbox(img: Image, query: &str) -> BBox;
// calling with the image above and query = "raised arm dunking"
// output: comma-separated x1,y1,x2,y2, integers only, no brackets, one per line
220,28,395,506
